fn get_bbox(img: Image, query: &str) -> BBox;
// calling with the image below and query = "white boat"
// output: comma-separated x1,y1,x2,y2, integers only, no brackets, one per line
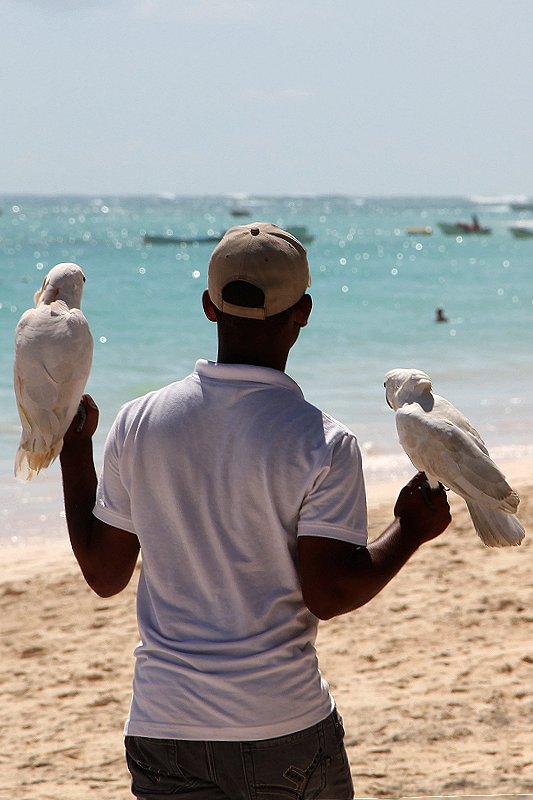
508,220,533,238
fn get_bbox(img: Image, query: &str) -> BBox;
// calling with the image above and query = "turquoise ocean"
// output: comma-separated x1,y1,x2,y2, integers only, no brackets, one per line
1,194,532,544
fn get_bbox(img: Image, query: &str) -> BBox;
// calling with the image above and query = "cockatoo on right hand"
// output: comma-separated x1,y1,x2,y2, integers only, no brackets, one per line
384,367,525,547
14,262,93,480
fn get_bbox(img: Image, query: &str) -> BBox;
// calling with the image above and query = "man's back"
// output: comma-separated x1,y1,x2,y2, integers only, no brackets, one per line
94,359,367,740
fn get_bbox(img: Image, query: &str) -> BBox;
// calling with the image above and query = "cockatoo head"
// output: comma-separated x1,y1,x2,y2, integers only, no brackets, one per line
384,368,433,410
34,263,86,309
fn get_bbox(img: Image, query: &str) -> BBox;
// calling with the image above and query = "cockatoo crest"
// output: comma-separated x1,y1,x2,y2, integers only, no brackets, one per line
384,367,525,548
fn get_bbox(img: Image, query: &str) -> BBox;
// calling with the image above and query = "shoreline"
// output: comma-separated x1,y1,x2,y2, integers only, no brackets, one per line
1,449,531,545
2,453,529,579
1,456,531,798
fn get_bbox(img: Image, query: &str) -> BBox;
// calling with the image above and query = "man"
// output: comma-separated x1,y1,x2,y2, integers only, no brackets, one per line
60,222,451,799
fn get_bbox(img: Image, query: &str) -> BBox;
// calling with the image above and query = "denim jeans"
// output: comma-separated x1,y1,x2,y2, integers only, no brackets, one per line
125,709,354,799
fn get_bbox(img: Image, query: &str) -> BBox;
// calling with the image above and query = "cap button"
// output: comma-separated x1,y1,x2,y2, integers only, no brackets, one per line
250,227,260,236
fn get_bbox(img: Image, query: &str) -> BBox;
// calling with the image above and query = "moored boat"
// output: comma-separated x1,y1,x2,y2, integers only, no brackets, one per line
405,226,433,235
437,215,491,235
143,233,222,245
508,221,533,238
283,225,314,244
143,225,314,246
509,201,533,211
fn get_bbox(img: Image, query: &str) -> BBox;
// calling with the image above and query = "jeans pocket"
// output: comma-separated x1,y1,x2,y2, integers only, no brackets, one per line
243,727,328,800
125,736,197,795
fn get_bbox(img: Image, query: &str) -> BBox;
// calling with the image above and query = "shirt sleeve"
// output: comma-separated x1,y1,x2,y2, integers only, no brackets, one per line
93,415,136,534
297,432,368,547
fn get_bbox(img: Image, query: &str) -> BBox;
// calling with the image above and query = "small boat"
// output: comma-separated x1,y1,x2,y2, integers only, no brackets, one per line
227,220,314,243
230,207,251,218
143,233,222,246
143,225,314,247
285,225,314,244
508,221,533,238
405,226,433,235
437,215,491,235
509,201,533,211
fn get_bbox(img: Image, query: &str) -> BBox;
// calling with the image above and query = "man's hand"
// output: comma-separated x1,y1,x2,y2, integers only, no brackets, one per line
63,394,99,446
394,471,451,545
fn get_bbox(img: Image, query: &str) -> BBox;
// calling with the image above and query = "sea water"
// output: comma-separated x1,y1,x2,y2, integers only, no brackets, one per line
1,195,532,543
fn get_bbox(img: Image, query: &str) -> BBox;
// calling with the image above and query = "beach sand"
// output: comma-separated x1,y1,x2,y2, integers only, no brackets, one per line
1,460,531,799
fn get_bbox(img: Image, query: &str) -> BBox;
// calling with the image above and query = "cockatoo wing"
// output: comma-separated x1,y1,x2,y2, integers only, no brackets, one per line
431,394,489,455
14,300,93,479
395,404,519,511
396,406,524,547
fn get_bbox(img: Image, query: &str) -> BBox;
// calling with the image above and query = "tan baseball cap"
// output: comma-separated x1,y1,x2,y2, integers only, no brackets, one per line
208,222,311,319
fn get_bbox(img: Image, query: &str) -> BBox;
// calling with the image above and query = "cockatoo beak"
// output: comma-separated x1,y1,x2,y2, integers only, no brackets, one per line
34,283,44,305
34,283,60,306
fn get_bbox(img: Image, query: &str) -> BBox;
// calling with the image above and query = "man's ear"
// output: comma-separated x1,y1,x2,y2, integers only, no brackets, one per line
292,294,312,328
202,290,218,322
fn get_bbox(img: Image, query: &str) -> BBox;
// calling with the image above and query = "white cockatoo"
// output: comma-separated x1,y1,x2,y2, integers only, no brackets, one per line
384,368,525,547
14,263,93,480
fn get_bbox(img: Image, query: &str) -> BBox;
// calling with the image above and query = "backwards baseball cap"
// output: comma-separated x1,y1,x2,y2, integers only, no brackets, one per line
208,222,311,319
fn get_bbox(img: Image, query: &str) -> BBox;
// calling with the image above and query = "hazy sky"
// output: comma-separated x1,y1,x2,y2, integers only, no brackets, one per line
2,0,532,197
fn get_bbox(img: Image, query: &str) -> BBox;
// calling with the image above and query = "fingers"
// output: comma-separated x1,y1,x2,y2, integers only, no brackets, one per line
65,395,99,441
82,394,98,411
419,479,448,508
393,472,452,542
404,471,429,490
403,473,447,505
395,472,430,508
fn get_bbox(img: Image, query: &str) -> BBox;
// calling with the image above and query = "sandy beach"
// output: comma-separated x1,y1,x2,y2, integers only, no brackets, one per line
1,460,531,800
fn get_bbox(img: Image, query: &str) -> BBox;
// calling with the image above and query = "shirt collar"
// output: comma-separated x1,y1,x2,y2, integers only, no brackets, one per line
194,359,304,398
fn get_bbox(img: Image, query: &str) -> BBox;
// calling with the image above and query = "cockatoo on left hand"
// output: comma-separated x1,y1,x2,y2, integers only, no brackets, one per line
384,367,525,547
14,262,94,480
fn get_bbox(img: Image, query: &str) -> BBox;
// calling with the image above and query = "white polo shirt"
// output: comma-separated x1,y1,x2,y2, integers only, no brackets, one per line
94,360,367,740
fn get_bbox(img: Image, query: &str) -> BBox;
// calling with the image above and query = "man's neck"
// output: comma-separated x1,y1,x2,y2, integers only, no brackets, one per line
216,347,287,372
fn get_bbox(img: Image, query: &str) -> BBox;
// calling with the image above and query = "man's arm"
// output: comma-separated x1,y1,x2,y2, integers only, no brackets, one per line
298,472,451,619
60,395,140,598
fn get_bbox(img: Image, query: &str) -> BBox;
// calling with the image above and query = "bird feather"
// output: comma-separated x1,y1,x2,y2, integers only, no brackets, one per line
385,368,524,547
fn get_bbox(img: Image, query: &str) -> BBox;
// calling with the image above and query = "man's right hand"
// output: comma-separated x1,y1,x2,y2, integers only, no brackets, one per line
394,471,451,545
